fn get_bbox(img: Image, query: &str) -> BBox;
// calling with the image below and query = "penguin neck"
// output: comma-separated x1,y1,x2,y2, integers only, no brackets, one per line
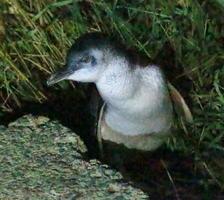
96,58,138,104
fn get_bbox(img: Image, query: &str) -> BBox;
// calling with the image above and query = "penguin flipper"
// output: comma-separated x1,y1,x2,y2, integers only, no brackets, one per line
168,82,193,123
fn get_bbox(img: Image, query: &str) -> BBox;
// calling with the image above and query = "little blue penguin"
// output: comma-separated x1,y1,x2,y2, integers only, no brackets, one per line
47,32,192,153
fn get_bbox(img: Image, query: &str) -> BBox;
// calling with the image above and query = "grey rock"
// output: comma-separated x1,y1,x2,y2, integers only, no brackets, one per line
0,114,148,200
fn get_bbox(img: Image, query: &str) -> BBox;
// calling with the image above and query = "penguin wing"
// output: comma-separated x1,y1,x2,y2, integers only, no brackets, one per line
167,82,193,123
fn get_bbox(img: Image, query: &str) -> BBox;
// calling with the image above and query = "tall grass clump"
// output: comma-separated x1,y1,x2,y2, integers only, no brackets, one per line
0,0,83,112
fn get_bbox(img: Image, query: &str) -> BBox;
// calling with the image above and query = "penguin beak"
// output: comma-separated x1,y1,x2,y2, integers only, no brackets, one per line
47,66,73,86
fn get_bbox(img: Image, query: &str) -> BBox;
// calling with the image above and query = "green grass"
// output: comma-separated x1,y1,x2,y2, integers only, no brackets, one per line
0,0,224,196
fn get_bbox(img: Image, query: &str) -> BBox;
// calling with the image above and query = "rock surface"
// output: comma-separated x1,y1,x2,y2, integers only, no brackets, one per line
0,115,148,199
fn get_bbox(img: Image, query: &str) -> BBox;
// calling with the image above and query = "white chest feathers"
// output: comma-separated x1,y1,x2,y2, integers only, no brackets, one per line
96,63,173,136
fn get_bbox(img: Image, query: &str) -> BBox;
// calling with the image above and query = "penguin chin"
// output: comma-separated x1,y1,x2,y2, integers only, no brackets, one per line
67,68,100,83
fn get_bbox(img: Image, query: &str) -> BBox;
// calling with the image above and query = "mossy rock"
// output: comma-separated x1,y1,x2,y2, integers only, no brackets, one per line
0,115,148,199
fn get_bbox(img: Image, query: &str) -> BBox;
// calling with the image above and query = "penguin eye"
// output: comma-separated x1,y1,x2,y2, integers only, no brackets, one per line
80,55,92,63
